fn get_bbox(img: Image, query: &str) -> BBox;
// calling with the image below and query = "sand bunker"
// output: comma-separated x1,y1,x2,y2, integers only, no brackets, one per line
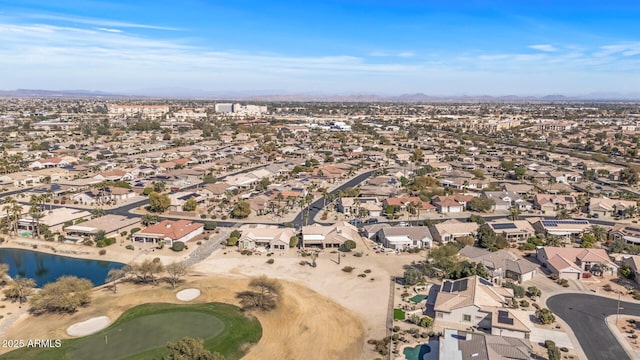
67,316,111,337
176,288,201,301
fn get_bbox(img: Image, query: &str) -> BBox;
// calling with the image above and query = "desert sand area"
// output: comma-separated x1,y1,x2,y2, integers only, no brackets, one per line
0,276,367,360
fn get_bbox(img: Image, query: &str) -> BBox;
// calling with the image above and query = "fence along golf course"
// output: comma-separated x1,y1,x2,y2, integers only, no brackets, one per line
0,302,262,360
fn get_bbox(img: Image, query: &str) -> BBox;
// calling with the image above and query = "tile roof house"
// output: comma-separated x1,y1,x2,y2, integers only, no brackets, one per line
440,328,532,360
238,226,296,252
433,275,515,330
301,221,360,249
534,194,577,214
536,246,617,280
459,246,538,283
132,219,203,246
609,224,640,245
376,227,432,250
589,197,637,218
431,219,479,244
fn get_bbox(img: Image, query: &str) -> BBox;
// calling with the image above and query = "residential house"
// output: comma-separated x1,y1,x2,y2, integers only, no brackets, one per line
28,157,69,169
93,170,134,182
433,275,514,329
589,197,637,218
532,219,591,238
237,226,296,252
481,191,531,212
432,194,474,214
609,224,640,245
376,227,432,250
132,219,203,246
459,246,538,283
203,182,232,201
621,255,640,285
536,246,618,279
65,215,139,240
487,220,535,244
18,207,91,234
440,328,532,360
384,197,436,214
338,197,382,217
502,183,534,196
534,194,577,214
301,221,360,248
431,219,479,244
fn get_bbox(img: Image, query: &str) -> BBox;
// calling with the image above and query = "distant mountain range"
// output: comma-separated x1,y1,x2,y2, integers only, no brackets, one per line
1,89,639,102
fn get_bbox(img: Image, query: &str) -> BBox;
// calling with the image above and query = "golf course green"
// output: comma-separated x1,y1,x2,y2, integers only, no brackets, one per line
0,302,262,360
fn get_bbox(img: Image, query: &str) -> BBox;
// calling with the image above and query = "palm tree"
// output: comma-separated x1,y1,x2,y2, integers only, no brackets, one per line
406,201,416,224
590,225,607,243
555,209,571,220
626,206,637,219
508,206,521,221
29,195,45,238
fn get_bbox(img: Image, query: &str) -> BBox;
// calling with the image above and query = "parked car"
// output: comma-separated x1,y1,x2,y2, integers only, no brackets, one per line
364,218,379,224
348,219,363,226
397,221,409,227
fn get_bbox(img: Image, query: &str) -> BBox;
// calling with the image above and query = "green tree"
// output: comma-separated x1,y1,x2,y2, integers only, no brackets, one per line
580,233,596,248
342,239,357,251
202,174,217,184
468,214,485,224
149,191,171,213
467,197,495,212
620,265,635,280
515,166,527,180
165,336,224,360
183,198,198,212
403,268,424,286
419,316,433,328
527,286,542,299
590,225,607,242
90,208,106,218
231,201,251,218
289,235,299,248
30,276,93,314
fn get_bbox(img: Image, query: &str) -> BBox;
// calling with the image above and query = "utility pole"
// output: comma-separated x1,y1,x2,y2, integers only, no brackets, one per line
616,290,623,327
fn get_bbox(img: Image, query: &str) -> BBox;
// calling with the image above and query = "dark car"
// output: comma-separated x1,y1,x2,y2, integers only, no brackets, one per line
364,218,379,224
348,219,363,226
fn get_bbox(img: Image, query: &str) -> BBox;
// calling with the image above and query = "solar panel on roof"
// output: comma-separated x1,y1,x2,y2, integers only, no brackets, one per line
443,281,453,292
452,278,468,292
479,277,493,286
492,223,517,230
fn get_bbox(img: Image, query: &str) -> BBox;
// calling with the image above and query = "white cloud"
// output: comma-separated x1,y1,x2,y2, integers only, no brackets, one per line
529,44,558,52
96,27,122,33
27,13,180,31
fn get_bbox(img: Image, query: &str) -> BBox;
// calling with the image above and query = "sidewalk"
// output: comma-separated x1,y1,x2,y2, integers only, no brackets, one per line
605,315,640,360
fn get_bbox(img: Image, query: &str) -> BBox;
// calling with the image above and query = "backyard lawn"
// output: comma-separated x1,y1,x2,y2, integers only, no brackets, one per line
394,308,406,320
0,302,262,360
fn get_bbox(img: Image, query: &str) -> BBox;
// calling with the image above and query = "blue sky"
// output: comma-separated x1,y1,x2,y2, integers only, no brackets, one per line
0,0,639,96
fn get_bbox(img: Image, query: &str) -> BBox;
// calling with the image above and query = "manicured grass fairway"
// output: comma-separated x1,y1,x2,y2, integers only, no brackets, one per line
1,302,262,360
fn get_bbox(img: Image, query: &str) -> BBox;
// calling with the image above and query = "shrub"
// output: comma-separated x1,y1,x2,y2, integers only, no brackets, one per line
342,239,357,251
342,266,355,273
536,308,556,324
227,236,239,246
125,244,134,250
503,281,526,298
519,300,530,308
96,240,106,248
364,269,372,273
98,249,106,255
266,258,275,264
419,316,433,328
130,227,141,235
204,221,216,230
358,273,367,278
200,214,207,219
353,251,363,257
171,242,186,252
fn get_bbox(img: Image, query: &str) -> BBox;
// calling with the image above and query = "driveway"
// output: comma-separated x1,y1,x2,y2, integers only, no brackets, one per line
547,293,640,360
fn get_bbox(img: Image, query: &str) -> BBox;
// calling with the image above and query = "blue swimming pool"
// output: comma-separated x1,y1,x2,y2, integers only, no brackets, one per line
403,344,431,360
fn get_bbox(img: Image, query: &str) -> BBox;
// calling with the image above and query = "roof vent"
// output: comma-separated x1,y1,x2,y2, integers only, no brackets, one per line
166,224,171,228
466,333,473,341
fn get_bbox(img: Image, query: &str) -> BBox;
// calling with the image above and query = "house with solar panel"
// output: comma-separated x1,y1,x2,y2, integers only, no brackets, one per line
609,224,640,245
486,220,535,244
532,219,591,240
432,275,531,338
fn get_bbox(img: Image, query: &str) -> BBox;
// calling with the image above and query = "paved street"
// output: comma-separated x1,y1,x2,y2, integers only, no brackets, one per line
547,293,640,360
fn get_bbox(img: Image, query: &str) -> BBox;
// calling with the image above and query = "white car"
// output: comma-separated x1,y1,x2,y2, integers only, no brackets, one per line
398,221,409,227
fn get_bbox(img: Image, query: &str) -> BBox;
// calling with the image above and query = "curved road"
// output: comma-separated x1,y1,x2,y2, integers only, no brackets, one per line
548,293,640,360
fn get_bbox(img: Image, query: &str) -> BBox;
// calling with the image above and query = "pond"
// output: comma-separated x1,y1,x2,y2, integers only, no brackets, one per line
0,248,125,287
